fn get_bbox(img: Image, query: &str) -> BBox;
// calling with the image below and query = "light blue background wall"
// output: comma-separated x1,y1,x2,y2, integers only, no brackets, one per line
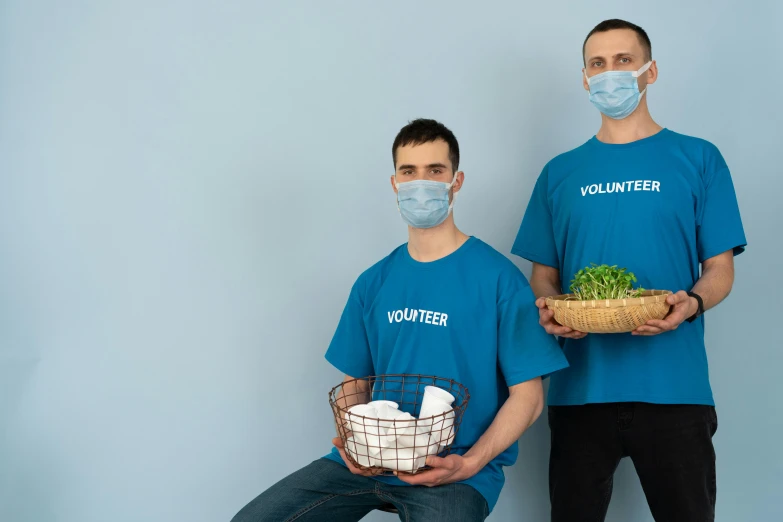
1,1,780,521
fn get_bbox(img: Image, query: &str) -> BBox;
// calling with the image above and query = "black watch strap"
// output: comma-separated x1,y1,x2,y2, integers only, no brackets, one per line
686,291,704,322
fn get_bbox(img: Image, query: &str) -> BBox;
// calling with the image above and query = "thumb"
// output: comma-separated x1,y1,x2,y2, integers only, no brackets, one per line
535,297,547,309
332,437,345,449
424,455,448,468
667,291,686,305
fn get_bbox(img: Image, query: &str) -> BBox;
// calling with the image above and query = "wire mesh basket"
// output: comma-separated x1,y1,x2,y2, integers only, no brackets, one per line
545,290,672,333
329,374,470,475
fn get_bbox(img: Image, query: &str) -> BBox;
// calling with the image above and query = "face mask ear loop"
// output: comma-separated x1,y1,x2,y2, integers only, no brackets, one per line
632,61,653,78
448,172,459,213
584,69,593,96
632,61,652,95
394,174,401,212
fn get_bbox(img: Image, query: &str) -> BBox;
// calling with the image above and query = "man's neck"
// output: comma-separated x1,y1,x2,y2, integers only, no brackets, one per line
595,100,663,144
407,216,470,263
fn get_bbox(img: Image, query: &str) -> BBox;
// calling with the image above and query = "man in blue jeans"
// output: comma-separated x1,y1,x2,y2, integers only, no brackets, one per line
512,19,746,522
231,119,569,521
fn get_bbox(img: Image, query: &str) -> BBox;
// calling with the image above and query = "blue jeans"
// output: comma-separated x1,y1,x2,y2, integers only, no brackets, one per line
231,458,489,522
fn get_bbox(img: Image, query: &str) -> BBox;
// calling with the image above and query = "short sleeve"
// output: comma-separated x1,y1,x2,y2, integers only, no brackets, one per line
696,165,747,262
511,166,559,268
324,277,374,378
497,270,569,386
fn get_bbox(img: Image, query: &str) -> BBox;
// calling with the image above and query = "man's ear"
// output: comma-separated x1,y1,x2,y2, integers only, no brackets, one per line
645,60,658,86
452,171,464,193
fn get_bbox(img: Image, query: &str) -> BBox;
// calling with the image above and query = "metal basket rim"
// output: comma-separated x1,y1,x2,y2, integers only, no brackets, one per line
328,374,470,475
328,373,471,421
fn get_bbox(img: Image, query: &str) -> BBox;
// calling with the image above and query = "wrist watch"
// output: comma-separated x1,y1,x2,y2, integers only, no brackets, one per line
686,291,704,323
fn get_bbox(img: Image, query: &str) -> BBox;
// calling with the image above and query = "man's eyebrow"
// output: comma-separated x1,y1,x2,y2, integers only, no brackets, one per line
586,52,635,62
397,163,449,170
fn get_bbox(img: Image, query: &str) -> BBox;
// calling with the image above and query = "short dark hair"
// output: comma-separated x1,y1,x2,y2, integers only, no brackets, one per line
583,19,652,64
392,119,460,171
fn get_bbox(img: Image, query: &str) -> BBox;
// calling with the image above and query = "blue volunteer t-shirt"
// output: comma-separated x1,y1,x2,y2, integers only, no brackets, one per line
512,128,746,406
323,237,568,512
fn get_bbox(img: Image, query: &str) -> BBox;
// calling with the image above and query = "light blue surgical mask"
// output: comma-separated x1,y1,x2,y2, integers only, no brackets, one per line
585,61,652,119
394,174,458,229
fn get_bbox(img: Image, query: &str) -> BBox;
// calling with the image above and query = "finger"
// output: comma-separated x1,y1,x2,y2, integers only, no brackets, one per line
549,324,575,336
632,326,664,336
656,313,687,329
336,447,360,472
539,312,566,330
396,469,445,486
424,456,449,469
635,323,665,332
336,447,356,470
662,306,688,323
644,319,677,331
667,290,688,305
336,446,375,477
332,437,345,449
567,331,588,339
396,455,454,484
396,471,430,485
535,297,547,309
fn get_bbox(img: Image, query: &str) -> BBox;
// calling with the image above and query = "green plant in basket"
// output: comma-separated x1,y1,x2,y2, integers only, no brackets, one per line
569,263,645,301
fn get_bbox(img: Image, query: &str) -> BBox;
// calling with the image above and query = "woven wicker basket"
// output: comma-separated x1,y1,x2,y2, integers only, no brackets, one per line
545,290,672,334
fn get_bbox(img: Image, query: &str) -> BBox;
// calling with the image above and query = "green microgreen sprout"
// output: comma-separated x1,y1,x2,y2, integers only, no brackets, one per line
568,263,645,301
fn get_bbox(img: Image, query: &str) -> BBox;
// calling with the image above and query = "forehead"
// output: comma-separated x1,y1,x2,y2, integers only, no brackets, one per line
584,28,644,58
395,139,451,167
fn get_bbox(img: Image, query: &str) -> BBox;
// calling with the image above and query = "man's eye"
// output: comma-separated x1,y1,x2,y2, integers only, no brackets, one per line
592,61,603,67
619,58,630,63
431,169,442,175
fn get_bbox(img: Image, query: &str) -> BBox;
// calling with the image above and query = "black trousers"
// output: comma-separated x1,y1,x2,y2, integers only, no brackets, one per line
549,403,718,522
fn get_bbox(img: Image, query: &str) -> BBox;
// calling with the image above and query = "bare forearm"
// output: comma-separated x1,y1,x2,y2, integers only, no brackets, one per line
530,277,561,299
463,379,544,471
335,375,370,406
334,375,369,436
691,258,734,312
530,263,564,299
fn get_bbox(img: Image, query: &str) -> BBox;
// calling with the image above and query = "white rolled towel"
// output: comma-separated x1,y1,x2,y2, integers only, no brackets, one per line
345,437,374,468
352,431,391,456
344,404,378,433
346,404,390,455
375,407,416,442
396,430,441,457
375,447,427,473
416,409,455,445
368,400,399,411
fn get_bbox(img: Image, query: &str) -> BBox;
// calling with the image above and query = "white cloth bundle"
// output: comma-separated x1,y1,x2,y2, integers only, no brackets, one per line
343,387,456,472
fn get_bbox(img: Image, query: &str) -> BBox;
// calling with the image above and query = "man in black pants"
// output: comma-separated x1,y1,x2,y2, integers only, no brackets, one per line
512,19,746,522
